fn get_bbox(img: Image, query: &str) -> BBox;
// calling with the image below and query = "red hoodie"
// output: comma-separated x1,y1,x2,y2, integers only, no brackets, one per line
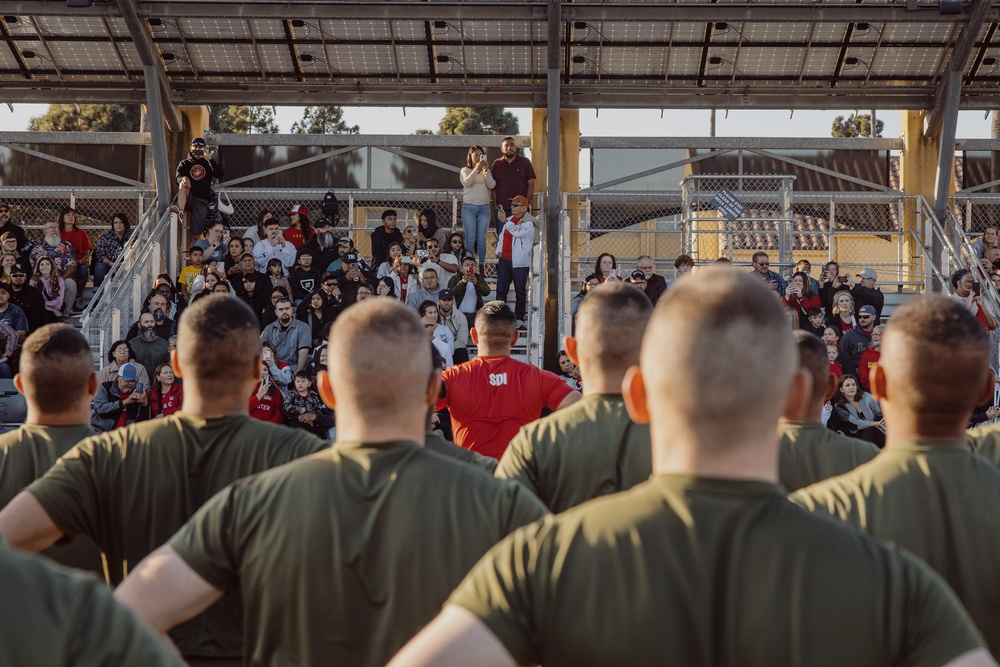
858,348,880,392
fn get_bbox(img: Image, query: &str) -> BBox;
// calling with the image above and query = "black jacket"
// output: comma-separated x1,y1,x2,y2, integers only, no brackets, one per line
370,226,404,268
175,152,224,200
10,284,48,333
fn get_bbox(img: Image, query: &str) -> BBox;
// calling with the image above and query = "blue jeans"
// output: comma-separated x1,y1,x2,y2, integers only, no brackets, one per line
461,202,491,265
496,258,528,320
93,261,112,289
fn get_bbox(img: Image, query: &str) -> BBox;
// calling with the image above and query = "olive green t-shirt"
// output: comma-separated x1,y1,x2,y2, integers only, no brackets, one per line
0,423,104,575
967,421,1000,465
170,440,548,667
777,421,880,492
26,412,328,663
451,474,984,666
495,393,651,513
791,439,1000,656
0,543,183,666
425,430,498,474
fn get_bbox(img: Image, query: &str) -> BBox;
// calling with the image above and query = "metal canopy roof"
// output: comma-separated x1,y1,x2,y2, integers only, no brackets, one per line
1,1,999,110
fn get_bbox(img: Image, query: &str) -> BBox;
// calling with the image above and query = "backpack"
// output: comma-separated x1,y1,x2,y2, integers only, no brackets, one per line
321,191,340,226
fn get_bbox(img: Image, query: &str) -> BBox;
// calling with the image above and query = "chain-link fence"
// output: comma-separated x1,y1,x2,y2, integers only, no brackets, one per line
953,195,1000,238
80,202,174,369
0,187,154,247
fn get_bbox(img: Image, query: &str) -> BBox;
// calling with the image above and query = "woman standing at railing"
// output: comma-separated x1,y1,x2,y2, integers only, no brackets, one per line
93,213,131,289
460,145,495,266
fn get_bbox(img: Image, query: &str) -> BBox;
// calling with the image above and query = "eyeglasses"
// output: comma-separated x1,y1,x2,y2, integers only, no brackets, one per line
323,282,336,287
755,262,770,267
0,209,10,214
426,245,439,250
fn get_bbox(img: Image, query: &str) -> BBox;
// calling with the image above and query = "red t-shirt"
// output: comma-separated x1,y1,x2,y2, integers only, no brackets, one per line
283,227,313,250
60,229,92,260
498,216,523,261
829,361,843,380
437,355,574,460
150,383,183,417
115,390,132,430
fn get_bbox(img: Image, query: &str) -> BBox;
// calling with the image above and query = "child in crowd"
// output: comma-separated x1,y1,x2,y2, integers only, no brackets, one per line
802,307,825,338
266,257,292,294
827,344,843,379
177,246,204,300
249,360,282,423
281,370,334,437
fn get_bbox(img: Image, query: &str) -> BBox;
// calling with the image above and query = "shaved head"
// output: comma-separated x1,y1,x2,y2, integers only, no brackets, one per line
328,299,432,422
642,267,797,444
177,295,261,396
880,295,989,419
792,330,832,408
576,282,652,374
474,301,517,347
19,324,94,413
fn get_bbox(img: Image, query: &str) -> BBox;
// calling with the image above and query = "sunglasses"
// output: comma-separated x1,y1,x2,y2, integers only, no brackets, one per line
0,209,10,213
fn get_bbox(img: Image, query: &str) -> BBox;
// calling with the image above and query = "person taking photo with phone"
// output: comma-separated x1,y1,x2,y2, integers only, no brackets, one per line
952,268,998,333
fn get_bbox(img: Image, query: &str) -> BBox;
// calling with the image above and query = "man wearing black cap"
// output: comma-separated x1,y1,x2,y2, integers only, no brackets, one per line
628,270,653,303
840,304,877,377
175,137,224,236
300,218,338,272
437,289,469,364
335,252,374,305
0,203,28,256
9,262,46,334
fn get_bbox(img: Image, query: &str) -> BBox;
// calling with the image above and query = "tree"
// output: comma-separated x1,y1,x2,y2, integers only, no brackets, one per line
210,106,279,134
290,106,359,134
414,128,434,135
28,104,141,132
831,113,884,138
437,107,519,135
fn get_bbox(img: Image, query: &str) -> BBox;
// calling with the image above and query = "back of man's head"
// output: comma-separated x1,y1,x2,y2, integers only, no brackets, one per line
177,295,261,395
642,267,797,444
19,324,94,413
327,299,431,422
576,282,652,376
880,295,990,419
474,301,517,350
791,330,831,412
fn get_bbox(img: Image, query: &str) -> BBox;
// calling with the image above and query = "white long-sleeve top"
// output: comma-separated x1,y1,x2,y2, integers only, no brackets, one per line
460,166,496,205
253,238,296,274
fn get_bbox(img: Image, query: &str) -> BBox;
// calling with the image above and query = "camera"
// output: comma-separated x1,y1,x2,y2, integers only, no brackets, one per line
401,256,413,264
417,249,428,259
193,149,204,158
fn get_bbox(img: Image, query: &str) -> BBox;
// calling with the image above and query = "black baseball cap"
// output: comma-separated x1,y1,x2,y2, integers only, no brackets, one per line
314,217,332,228
438,289,455,300
630,270,646,281
342,251,360,264
9,263,27,276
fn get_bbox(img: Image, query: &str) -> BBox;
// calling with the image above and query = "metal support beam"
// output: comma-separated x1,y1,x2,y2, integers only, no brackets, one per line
116,0,182,132
144,65,173,219
0,1,988,23
933,70,963,224
925,0,993,136
544,0,561,371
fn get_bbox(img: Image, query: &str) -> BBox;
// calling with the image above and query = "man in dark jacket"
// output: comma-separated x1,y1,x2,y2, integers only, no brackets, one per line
91,363,151,432
175,137,224,236
851,268,885,325
839,305,876,377
370,209,404,268
8,263,47,333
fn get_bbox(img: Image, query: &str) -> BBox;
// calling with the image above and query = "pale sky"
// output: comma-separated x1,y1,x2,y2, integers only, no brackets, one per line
1,104,994,189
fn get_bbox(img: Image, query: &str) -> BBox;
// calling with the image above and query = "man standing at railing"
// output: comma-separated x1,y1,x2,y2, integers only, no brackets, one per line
851,268,885,326
952,268,998,333
490,137,536,235
175,138,224,237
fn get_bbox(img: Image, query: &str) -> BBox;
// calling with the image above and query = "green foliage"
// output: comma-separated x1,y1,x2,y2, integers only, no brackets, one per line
290,106,359,134
414,128,434,135
27,104,141,132
437,107,519,135
831,113,884,138
210,106,279,134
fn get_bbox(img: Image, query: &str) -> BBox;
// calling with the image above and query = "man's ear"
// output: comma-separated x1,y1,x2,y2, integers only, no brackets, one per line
317,370,336,409
12,373,23,396
979,369,997,406
170,348,183,379
470,328,479,346
822,372,838,402
782,369,813,422
510,330,520,347
425,369,443,408
871,365,887,403
87,372,99,399
622,366,650,424
565,337,579,366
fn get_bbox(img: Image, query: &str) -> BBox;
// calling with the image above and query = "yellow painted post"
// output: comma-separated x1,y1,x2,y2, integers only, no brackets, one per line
900,110,956,286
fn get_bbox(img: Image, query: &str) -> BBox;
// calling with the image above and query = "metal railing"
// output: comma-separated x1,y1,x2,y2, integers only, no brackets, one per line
79,200,176,369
